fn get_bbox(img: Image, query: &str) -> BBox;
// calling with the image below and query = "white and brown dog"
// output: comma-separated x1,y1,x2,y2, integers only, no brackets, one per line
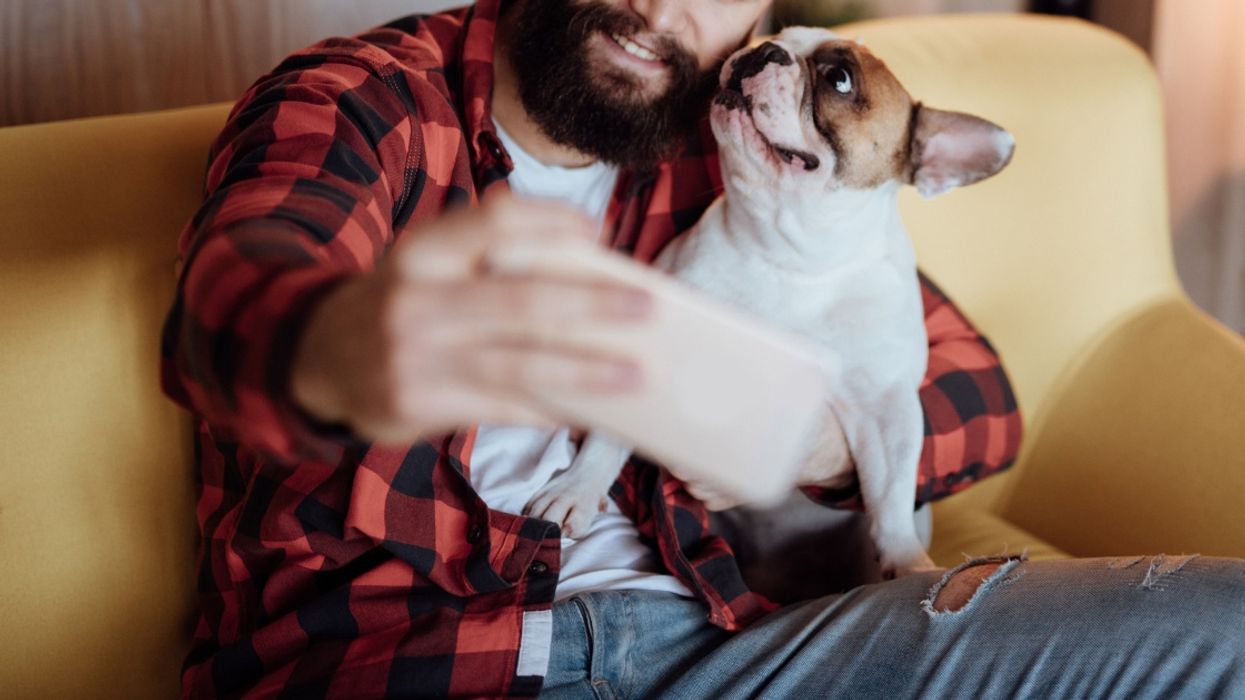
525,27,1014,580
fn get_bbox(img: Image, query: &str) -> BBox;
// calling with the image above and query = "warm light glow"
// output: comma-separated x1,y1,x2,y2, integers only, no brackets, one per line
1154,0,1245,223
1155,0,1245,332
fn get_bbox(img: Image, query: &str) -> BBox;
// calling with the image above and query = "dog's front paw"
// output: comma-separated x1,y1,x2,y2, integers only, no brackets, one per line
524,478,608,539
878,551,939,581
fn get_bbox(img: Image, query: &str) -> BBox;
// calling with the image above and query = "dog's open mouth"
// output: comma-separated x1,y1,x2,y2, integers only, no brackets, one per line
717,87,821,172
772,145,819,171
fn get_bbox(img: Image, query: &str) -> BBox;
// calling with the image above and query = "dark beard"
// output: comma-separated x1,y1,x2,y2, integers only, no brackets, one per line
506,0,720,170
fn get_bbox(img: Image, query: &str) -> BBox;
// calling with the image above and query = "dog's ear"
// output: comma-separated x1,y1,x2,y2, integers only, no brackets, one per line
907,105,1014,198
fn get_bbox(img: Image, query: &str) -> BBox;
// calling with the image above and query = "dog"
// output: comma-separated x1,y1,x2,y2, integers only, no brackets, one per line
524,26,1014,580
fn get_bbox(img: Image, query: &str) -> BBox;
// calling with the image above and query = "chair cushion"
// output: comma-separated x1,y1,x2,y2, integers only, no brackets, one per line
0,104,228,698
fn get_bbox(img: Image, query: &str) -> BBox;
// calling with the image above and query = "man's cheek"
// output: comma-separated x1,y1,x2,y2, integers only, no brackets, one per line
700,16,762,71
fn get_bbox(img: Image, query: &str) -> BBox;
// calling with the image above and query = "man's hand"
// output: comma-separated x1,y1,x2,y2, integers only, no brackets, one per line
290,194,654,445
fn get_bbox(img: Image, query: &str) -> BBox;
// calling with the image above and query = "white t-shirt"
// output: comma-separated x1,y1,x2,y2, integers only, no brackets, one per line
467,121,693,601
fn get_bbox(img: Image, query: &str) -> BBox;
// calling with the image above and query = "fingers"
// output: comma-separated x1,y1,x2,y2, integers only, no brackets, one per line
450,342,644,397
364,338,642,441
335,194,654,441
381,276,655,391
483,194,600,243
392,195,600,283
429,277,654,329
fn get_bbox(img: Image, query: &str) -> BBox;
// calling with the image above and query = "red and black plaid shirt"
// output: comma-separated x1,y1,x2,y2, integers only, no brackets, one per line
160,2,1022,696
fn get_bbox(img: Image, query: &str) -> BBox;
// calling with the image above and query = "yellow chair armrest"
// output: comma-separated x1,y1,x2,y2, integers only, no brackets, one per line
930,504,1070,566
997,297,1245,557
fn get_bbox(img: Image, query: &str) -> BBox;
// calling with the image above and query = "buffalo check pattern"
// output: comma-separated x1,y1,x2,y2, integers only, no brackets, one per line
160,1,1023,696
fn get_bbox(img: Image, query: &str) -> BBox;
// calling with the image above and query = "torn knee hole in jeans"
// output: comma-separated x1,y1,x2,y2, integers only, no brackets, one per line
921,553,1027,616
1108,554,1199,591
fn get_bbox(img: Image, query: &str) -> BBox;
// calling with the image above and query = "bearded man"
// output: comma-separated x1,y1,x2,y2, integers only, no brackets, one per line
162,1,1245,697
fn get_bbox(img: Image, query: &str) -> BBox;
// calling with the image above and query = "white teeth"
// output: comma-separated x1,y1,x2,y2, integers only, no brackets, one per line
611,32,660,62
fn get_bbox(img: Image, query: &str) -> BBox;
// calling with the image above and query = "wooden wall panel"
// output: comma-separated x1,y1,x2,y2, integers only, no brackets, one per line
2,0,1148,128
1,0,462,127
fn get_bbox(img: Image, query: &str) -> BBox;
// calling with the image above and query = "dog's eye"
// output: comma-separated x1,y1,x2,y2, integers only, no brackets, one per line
820,64,853,94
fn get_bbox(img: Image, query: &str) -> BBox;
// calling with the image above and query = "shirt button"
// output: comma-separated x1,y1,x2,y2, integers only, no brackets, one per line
528,560,549,575
486,137,505,161
467,524,485,543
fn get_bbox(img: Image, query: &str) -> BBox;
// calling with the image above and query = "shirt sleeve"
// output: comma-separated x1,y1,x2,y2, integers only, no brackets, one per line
802,271,1023,510
160,40,425,463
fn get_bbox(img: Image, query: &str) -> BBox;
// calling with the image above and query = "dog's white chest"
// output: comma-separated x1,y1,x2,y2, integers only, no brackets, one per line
656,199,927,383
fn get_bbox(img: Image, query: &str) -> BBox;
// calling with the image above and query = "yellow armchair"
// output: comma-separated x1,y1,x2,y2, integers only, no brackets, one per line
1,13,1242,698
839,15,1245,561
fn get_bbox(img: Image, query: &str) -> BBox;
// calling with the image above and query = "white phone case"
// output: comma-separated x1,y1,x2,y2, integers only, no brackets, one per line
489,244,827,506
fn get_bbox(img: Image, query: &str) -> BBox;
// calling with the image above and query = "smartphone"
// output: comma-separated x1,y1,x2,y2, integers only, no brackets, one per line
488,243,827,506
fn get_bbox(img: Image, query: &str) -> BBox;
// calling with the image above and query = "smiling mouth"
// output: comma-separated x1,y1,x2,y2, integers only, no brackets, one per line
608,31,664,63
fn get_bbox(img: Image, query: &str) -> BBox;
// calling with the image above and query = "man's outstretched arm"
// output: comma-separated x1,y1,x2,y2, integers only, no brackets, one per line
160,37,650,464
159,41,422,461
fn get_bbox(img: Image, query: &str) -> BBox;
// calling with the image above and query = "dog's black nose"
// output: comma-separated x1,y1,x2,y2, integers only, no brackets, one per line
755,42,791,66
725,41,795,94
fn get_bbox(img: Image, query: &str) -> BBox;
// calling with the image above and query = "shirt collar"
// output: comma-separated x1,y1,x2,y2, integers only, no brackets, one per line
457,0,513,187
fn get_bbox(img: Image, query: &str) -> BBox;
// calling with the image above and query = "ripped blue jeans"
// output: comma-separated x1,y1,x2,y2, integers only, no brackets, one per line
541,555,1245,698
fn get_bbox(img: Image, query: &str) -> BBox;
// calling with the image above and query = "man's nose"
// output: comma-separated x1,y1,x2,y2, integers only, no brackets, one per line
628,0,684,34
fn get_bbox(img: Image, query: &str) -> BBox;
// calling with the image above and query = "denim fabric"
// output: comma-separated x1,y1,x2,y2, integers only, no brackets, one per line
542,555,1245,698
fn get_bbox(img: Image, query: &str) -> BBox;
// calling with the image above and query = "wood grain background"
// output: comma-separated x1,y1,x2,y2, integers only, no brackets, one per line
1,0,461,127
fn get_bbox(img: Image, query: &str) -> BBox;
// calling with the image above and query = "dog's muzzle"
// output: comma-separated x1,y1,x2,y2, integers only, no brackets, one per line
713,41,821,172
717,41,794,108
731,42,793,88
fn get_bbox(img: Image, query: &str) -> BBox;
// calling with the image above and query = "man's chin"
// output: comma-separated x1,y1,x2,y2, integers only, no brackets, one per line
508,0,711,169
593,78,671,113
585,58,672,107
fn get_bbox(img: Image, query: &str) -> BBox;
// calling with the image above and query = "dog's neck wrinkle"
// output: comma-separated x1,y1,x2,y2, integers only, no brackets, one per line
720,183,901,274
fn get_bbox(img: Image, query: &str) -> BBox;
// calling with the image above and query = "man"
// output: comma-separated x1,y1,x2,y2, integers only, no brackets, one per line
161,1,1245,697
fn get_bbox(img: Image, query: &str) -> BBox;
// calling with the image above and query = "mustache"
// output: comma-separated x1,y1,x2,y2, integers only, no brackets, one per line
508,0,719,168
563,1,698,77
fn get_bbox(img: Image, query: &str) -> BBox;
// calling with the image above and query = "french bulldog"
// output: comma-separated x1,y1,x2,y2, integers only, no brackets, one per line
524,26,1014,580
